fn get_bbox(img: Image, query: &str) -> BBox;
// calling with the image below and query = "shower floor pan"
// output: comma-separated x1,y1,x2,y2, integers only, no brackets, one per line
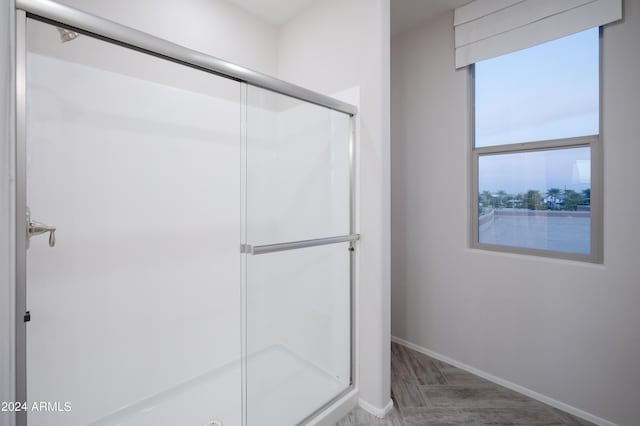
89,345,347,426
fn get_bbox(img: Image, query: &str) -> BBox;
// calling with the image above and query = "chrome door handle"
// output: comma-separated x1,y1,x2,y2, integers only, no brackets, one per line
29,221,56,247
26,207,56,248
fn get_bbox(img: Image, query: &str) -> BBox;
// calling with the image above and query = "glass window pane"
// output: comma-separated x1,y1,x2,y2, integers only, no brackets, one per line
478,147,591,255
475,28,599,148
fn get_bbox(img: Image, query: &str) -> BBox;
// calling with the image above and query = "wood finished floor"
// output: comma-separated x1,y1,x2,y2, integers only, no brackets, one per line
336,342,594,426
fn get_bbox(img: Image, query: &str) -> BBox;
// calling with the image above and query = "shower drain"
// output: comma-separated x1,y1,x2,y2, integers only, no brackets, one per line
203,420,223,426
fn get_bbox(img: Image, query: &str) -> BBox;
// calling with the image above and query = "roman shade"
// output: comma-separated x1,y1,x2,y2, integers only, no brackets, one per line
454,0,622,68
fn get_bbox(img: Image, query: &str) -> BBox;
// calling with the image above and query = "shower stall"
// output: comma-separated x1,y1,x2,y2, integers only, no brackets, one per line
14,1,358,425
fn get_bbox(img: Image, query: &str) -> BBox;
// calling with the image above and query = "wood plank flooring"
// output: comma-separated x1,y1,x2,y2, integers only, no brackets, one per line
336,342,593,426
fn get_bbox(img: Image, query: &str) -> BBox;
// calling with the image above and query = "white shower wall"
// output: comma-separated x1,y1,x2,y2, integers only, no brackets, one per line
55,0,279,76
246,90,350,245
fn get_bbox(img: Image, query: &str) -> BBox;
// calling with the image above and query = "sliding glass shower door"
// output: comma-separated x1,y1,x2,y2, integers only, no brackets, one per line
25,18,242,426
244,87,353,425
21,12,354,426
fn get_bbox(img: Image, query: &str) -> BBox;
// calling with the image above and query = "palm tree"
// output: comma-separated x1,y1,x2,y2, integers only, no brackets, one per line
546,188,562,209
563,189,582,211
524,190,543,210
480,190,492,207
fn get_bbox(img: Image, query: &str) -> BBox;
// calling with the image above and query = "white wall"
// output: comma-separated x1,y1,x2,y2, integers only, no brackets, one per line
391,1,640,425
0,2,16,426
56,0,278,75
277,0,391,413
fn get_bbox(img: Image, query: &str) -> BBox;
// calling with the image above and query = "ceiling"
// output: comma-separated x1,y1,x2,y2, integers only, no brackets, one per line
391,0,472,35
224,0,316,25
224,0,472,33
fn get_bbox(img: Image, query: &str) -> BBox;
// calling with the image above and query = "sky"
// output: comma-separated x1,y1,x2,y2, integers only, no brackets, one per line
479,147,591,195
475,28,598,194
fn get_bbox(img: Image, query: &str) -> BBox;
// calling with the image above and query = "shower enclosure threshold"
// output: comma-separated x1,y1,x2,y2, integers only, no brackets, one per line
87,345,348,426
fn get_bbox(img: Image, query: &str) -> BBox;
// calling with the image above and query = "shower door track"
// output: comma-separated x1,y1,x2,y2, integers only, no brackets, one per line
14,1,359,425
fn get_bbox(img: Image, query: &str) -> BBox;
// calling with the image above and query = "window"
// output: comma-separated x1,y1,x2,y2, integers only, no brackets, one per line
472,28,602,262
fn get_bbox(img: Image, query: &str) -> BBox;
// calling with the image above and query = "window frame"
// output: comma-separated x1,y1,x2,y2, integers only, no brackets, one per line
469,29,603,263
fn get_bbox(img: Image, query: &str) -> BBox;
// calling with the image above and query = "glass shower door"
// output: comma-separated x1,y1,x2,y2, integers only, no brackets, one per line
244,86,353,425
25,19,242,426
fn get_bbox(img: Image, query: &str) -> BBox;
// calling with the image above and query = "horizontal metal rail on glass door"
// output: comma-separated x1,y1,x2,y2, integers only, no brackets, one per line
243,234,360,255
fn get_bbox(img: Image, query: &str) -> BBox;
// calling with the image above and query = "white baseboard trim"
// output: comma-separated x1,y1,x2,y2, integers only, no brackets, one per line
391,336,617,426
358,397,394,418
306,388,359,426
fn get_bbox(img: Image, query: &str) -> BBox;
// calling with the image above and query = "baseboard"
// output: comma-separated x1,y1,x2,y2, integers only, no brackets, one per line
358,397,394,418
391,336,617,426
306,388,359,426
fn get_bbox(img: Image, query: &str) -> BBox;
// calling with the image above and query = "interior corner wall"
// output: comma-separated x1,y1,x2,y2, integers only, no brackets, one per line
1,2,16,426
390,2,640,425
277,0,392,412
55,0,279,75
